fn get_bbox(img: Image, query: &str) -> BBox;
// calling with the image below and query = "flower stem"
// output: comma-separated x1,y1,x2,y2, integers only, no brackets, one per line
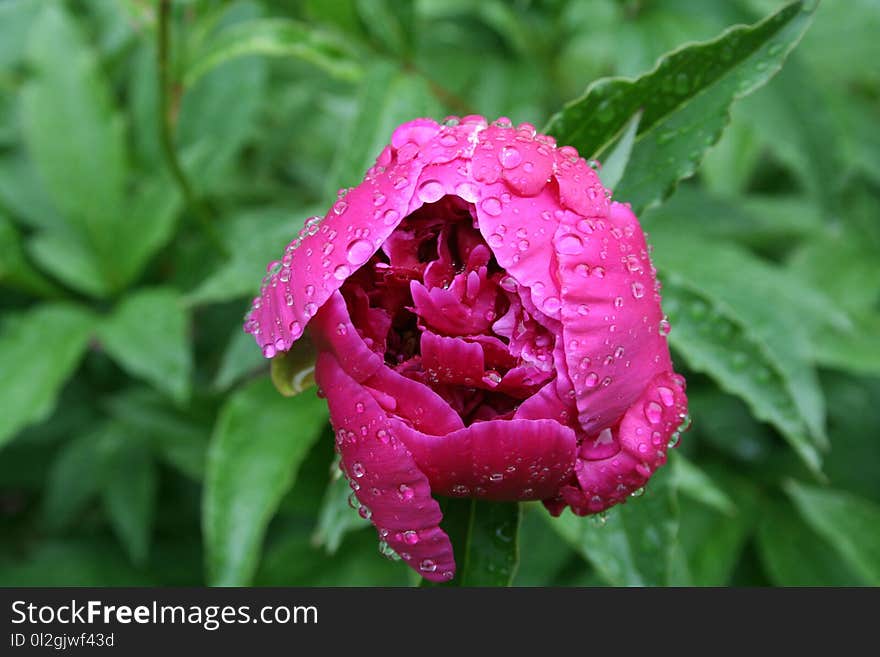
157,0,228,257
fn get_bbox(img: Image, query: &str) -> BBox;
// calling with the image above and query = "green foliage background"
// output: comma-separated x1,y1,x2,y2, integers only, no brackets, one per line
1,0,878,586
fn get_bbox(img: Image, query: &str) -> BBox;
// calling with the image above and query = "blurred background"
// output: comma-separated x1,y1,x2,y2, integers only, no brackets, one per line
1,0,878,586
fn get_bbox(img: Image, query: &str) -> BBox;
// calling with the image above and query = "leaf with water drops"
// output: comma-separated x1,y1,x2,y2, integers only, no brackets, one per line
548,467,682,586
544,0,816,213
784,480,880,586
97,288,192,405
429,499,521,586
184,18,362,87
662,279,822,472
650,231,842,469
204,377,328,585
0,303,94,448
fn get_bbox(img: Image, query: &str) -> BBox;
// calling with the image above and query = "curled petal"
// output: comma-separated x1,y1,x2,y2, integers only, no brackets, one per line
391,417,577,501
316,351,455,582
555,201,672,434
310,292,383,383
564,372,688,515
245,127,431,356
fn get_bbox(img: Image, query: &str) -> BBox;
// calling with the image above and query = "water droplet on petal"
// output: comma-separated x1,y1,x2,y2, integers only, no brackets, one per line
346,239,373,266
481,197,503,216
645,401,663,424
352,462,366,477
417,179,445,203
557,233,584,255
499,146,522,168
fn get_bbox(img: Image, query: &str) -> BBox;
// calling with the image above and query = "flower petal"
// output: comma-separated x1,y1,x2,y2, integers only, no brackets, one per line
310,291,384,383
561,372,688,515
391,417,576,501
555,201,673,434
244,132,430,357
316,351,455,582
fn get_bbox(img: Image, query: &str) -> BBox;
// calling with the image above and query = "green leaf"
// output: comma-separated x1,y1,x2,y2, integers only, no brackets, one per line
102,435,157,566
312,468,369,555
0,213,60,296
41,424,118,530
0,303,94,448
20,4,127,290
184,18,362,87
597,110,641,190
177,55,266,191
785,480,880,585
547,466,681,586
0,156,65,231
214,326,266,391
204,377,329,585
756,498,867,586
678,473,758,586
435,499,521,586
103,388,209,481
650,233,841,470
186,206,312,306
326,61,444,195
97,288,192,404
671,452,736,516
544,0,816,213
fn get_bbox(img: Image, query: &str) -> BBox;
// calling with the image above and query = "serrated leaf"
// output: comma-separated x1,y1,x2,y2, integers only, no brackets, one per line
650,232,839,469
597,109,641,190
102,436,157,566
545,0,815,213
184,18,362,87
97,289,192,404
204,378,328,585
662,280,821,472
0,303,94,447
326,61,444,195
547,467,680,586
785,480,880,586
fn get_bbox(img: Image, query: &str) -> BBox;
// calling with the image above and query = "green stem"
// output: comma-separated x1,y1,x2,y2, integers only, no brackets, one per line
157,0,228,257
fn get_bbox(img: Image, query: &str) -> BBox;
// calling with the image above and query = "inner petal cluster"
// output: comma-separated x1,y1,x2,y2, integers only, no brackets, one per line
338,195,557,426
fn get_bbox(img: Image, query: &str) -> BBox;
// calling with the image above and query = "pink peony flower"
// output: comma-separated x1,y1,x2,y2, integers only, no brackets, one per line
244,116,688,582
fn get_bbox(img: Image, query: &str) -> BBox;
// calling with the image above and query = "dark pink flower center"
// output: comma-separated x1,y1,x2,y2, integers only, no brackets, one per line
338,195,557,425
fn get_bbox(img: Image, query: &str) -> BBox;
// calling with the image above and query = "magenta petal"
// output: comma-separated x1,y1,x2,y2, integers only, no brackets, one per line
364,365,465,436
310,292,384,383
391,417,576,501
316,351,455,582
552,147,610,218
420,330,485,387
244,137,429,357
555,201,673,434
569,372,688,514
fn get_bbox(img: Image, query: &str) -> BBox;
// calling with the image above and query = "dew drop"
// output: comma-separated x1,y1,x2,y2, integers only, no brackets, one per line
417,179,445,203
645,401,663,424
499,146,522,168
584,372,599,388
557,233,584,255
631,281,645,299
481,197,503,216
351,462,366,477
346,239,373,266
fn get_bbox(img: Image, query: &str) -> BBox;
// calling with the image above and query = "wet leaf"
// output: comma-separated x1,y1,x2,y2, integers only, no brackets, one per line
545,0,816,213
